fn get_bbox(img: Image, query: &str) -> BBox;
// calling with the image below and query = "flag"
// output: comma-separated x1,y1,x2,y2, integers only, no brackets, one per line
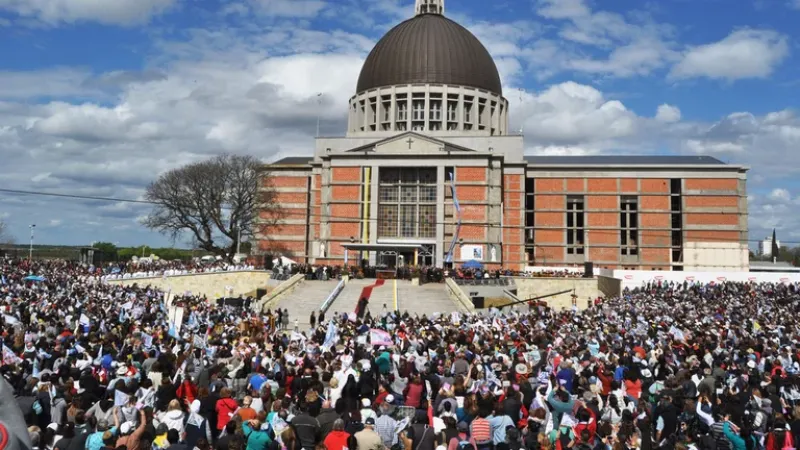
114,390,129,407
369,328,392,347
79,314,90,326
193,334,206,348
141,334,153,348
2,345,21,365
118,308,126,323
323,321,338,350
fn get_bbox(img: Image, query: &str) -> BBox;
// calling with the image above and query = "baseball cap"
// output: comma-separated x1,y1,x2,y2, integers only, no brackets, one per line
365,417,376,425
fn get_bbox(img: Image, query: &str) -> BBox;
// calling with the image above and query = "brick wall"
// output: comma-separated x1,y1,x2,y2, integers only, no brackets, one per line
257,170,310,260
524,175,746,270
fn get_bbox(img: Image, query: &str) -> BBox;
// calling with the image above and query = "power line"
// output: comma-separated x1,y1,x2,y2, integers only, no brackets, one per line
0,186,788,245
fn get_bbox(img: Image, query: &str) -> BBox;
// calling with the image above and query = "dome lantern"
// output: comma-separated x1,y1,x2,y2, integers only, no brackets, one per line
415,0,444,15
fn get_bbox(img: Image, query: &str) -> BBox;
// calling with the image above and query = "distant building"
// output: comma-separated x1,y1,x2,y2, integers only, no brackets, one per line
255,0,750,272
759,236,781,257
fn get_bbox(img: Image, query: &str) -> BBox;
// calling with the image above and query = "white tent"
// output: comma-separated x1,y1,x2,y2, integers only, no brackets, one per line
272,256,297,267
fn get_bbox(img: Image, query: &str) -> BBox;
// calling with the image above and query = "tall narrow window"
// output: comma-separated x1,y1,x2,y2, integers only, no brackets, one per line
397,103,408,121
412,100,425,121
566,196,585,255
620,196,638,256
430,100,442,121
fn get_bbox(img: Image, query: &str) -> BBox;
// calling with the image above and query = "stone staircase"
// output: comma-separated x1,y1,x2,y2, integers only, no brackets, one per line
272,279,340,330
396,281,465,317
326,279,394,318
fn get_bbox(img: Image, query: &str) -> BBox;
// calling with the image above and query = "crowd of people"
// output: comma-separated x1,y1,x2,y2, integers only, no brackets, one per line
101,261,256,281
3,257,800,450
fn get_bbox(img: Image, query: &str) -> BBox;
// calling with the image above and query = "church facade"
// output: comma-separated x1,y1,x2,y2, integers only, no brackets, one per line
255,0,749,272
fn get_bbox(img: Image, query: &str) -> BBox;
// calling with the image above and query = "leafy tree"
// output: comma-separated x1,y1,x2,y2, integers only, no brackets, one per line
142,155,283,262
0,220,15,245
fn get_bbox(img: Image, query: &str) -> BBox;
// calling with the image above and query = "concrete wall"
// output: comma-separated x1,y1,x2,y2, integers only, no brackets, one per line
108,271,272,299
514,277,601,310
598,275,622,298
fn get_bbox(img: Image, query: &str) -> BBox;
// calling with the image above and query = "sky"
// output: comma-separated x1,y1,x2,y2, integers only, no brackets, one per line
1,0,799,251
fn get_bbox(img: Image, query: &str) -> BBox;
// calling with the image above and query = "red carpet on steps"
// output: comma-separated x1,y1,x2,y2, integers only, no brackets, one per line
354,279,385,313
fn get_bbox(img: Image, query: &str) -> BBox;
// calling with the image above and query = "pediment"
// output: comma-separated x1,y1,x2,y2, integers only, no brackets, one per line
344,132,476,155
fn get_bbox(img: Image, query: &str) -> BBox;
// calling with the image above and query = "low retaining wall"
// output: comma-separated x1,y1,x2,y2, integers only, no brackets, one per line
514,277,601,310
445,278,476,313
257,273,305,312
598,275,622,298
108,271,272,299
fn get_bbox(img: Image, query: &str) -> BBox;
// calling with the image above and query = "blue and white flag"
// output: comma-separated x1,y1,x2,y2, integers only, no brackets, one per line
323,321,338,350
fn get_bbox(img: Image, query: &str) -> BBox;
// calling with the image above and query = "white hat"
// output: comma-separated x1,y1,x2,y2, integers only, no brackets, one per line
120,421,134,434
116,366,128,376
385,395,395,404
361,398,371,407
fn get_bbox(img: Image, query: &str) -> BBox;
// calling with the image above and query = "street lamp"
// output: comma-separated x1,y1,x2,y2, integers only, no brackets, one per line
29,224,35,261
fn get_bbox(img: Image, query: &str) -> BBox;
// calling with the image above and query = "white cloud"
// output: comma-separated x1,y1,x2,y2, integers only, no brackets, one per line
530,0,678,78
248,0,326,18
0,0,177,26
48,219,63,227
769,188,792,202
655,104,681,123
512,81,637,144
670,29,789,81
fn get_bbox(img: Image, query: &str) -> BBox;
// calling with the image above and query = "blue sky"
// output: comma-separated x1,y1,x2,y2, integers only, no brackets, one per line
1,0,800,251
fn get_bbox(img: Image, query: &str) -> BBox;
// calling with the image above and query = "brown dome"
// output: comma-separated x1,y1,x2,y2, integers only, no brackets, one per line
355,14,503,95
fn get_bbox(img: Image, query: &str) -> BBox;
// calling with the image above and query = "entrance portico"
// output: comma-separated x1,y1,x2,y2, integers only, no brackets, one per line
340,243,428,268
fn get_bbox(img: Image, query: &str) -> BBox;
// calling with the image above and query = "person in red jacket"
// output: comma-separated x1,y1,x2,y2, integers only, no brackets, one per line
572,403,597,445
215,388,239,432
176,377,198,406
765,421,794,450
323,419,351,450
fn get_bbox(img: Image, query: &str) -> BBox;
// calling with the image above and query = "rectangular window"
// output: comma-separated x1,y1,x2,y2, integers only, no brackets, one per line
400,205,416,237
620,196,638,256
464,103,472,122
397,103,408,121
412,100,425,121
566,196,585,255
430,101,442,121
382,102,391,121
378,205,398,238
378,168,437,239
418,205,436,238
447,102,457,121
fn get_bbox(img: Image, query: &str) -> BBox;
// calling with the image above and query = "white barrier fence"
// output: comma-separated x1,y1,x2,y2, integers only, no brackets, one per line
602,269,800,291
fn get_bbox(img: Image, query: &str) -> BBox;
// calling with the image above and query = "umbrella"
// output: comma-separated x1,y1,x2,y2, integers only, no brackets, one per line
462,260,483,270
24,275,46,282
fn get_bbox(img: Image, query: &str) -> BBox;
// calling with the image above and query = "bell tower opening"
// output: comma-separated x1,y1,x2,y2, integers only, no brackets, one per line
415,0,444,15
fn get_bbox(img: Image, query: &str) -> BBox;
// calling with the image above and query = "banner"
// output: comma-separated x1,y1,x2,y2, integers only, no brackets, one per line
2,345,21,365
370,328,392,347
141,333,153,348
460,245,484,261
114,390,129,407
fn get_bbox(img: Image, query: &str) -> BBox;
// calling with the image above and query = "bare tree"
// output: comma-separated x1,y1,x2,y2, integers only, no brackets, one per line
0,219,15,245
143,154,284,261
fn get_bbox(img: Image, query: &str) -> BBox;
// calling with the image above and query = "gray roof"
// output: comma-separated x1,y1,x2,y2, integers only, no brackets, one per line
356,14,502,95
523,155,727,165
271,157,313,165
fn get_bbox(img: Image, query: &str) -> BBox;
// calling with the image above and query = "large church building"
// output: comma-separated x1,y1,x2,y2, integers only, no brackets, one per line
256,0,749,272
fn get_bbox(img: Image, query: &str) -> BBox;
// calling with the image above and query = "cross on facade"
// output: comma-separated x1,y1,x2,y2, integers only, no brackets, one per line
406,138,414,149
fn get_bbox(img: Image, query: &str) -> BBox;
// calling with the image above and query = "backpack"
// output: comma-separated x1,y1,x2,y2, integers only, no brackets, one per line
456,439,472,450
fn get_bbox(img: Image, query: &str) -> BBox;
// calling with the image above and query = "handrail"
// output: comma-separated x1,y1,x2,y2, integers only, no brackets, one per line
320,278,345,313
445,277,475,313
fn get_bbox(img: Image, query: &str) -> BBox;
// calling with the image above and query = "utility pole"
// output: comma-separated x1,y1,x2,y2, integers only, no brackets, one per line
28,224,35,261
